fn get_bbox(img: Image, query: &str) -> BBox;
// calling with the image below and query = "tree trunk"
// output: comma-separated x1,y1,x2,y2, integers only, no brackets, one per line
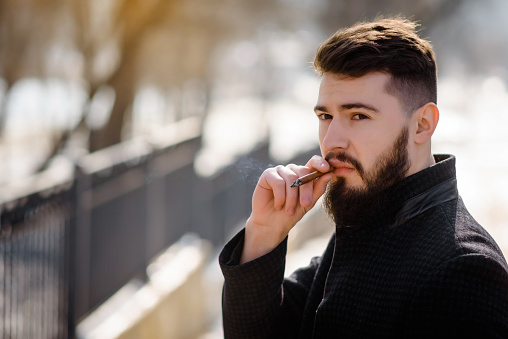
88,40,139,152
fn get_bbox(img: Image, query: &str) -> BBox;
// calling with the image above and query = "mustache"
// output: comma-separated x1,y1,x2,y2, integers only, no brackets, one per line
325,151,365,178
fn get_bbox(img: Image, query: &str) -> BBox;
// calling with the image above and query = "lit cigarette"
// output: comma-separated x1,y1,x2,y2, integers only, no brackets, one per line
290,167,334,188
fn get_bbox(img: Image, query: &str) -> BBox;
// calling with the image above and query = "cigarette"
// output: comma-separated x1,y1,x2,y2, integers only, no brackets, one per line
290,167,334,188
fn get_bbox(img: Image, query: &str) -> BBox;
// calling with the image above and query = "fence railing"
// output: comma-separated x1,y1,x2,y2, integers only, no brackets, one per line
0,157,75,338
0,117,320,338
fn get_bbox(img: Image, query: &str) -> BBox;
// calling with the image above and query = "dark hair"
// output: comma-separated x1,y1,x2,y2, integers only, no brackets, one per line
314,17,437,114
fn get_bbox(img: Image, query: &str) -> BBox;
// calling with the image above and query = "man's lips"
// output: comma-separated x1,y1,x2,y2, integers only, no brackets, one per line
328,159,356,175
333,167,355,176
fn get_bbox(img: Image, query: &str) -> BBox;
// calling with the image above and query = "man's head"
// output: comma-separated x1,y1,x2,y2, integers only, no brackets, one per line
314,17,437,114
313,17,440,225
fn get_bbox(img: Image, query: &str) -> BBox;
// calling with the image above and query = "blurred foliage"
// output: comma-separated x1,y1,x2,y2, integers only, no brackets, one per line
0,0,464,173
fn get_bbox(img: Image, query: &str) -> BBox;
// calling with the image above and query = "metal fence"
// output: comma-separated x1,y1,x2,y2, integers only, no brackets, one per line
0,165,75,338
0,117,320,338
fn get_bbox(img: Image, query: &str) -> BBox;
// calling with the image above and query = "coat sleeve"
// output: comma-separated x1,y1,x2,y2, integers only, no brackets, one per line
405,253,508,338
219,228,328,339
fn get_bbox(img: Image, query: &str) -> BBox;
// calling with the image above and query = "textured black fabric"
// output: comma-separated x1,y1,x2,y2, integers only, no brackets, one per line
219,155,508,338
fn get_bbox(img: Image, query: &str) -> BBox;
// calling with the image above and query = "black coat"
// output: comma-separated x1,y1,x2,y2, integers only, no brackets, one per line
219,155,508,338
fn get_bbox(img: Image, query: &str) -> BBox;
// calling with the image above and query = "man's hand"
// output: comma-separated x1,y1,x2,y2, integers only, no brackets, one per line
240,156,333,263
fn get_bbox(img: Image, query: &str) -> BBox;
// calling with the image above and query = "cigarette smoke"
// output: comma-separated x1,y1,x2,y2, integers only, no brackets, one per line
234,157,273,186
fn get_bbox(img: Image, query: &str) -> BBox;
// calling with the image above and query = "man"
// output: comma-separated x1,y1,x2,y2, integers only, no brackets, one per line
219,17,508,338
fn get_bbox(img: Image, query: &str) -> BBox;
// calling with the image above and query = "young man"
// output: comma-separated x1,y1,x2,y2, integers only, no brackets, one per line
219,18,508,338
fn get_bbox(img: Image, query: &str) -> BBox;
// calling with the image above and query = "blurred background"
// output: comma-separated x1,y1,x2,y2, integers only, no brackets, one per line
1,0,507,338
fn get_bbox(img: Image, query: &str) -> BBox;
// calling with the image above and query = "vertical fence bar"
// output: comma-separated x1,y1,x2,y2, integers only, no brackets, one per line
72,165,91,327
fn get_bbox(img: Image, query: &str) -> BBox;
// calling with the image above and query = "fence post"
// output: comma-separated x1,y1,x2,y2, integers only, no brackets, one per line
70,163,92,331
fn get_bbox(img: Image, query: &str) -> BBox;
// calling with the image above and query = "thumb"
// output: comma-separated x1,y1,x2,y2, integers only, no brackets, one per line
310,173,332,207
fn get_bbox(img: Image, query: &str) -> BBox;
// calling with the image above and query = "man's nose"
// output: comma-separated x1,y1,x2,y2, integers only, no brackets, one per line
321,118,349,152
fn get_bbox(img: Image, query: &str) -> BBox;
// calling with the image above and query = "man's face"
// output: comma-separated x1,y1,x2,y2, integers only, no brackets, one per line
315,72,412,189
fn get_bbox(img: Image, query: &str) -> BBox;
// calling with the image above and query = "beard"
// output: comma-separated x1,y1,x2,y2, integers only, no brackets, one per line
323,126,411,228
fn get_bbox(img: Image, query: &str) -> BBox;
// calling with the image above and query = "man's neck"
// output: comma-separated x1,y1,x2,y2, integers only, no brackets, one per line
406,150,435,178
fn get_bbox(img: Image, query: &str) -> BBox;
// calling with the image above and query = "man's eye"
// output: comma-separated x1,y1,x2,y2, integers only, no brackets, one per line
318,113,333,120
352,114,369,120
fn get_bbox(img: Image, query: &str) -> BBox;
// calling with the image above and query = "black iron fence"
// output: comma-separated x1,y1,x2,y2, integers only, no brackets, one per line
0,162,75,338
0,117,320,338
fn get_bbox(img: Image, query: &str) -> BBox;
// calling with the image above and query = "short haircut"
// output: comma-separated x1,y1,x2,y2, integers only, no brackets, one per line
314,17,437,114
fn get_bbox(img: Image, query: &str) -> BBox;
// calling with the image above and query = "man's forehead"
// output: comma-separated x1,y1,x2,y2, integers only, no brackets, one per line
315,72,409,117
318,72,397,102
320,71,392,86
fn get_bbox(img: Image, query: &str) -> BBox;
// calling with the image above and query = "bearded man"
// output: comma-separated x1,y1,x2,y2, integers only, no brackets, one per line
219,17,508,338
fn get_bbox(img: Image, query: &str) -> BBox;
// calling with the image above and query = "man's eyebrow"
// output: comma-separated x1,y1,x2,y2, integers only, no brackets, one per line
314,103,380,114
314,105,328,113
340,103,379,112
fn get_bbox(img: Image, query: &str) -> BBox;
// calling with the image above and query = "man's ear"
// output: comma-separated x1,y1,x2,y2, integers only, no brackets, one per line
414,103,439,144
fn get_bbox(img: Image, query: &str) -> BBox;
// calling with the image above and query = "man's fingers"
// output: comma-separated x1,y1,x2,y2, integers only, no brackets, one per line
306,155,331,173
257,160,332,216
260,167,286,210
289,164,313,207
277,165,299,215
